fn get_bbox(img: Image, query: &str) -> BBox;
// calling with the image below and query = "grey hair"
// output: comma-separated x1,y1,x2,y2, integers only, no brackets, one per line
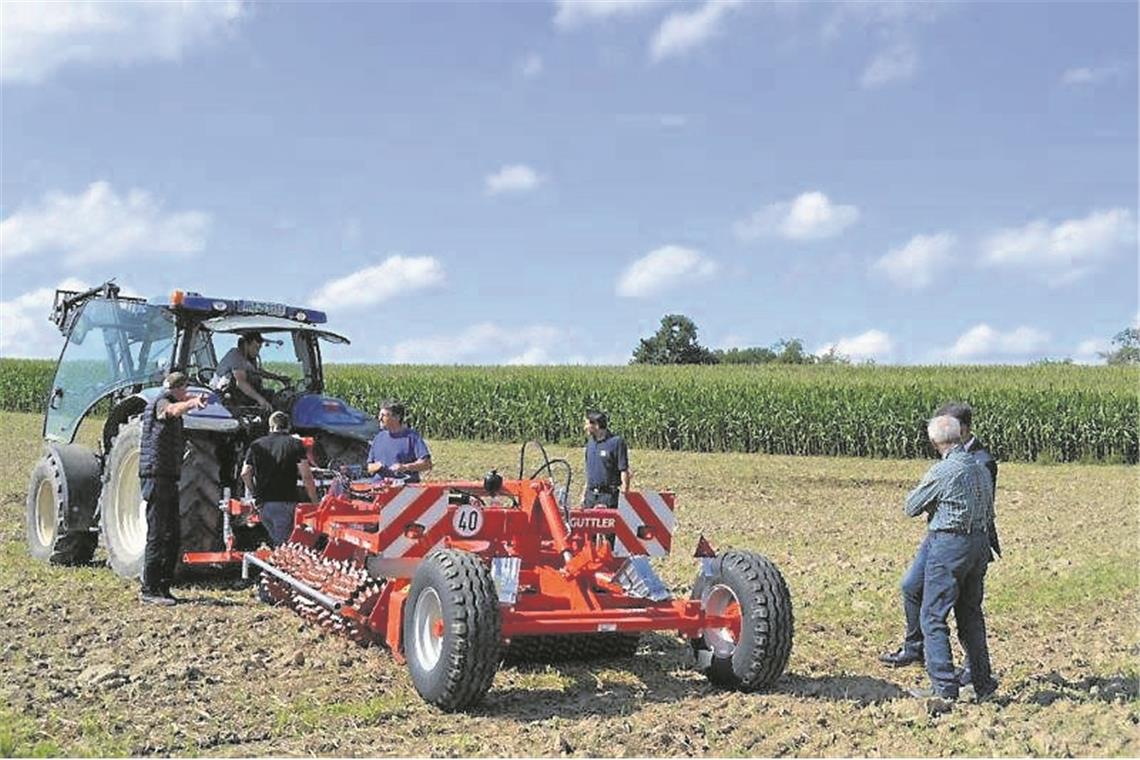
927,415,962,445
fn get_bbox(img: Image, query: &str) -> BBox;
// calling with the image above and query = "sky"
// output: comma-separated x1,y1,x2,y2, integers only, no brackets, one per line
1,0,1137,365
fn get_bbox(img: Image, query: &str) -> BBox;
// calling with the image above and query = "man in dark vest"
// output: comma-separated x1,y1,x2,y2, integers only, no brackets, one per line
139,371,208,606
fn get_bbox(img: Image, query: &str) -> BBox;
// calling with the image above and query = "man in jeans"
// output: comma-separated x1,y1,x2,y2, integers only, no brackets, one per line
881,402,1000,689
241,411,318,547
901,415,998,700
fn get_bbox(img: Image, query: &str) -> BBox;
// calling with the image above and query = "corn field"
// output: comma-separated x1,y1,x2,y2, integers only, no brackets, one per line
2,359,1136,463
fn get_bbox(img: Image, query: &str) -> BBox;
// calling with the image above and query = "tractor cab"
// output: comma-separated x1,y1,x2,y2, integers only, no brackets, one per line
29,281,379,580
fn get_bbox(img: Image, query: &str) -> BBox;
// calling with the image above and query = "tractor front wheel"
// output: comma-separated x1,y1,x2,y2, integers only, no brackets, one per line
403,549,501,711
690,550,793,691
26,445,100,565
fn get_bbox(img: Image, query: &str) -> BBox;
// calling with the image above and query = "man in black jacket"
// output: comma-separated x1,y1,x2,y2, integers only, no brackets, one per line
139,372,208,606
881,402,1001,684
241,411,318,547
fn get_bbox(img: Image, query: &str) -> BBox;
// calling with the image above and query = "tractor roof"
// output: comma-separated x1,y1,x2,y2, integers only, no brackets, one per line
201,315,351,344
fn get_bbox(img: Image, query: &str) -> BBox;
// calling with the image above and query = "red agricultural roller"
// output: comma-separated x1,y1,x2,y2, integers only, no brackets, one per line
234,445,794,710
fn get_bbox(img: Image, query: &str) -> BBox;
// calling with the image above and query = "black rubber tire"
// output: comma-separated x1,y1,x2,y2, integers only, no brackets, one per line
100,421,225,579
99,418,147,578
25,446,100,565
503,633,641,664
402,549,502,711
690,550,793,691
177,435,224,562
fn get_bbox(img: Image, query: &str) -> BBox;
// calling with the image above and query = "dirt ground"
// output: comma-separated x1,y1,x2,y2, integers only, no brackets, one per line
1,411,1137,757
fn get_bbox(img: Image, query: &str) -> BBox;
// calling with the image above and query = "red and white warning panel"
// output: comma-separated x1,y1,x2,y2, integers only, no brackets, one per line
568,491,676,557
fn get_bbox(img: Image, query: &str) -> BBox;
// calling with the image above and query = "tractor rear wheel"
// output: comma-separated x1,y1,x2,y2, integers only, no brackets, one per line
177,435,224,567
690,550,793,691
403,549,501,711
100,418,147,578
100,421,225,579
26,445,100,565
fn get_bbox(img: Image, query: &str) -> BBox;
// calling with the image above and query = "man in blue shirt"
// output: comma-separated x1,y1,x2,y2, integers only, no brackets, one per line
898,415,998,701
580,411,630,508
366,401,432,483
881,402,1001,690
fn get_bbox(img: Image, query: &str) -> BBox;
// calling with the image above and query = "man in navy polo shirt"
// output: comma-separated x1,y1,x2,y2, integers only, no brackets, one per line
581,411,631,508
366,401,432,483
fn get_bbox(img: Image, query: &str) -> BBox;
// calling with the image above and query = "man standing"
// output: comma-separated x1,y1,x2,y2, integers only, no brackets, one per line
139,372,208,606
580,411,631,508
901,415,998,701
881,402,1000,684
366,401,432,482
241,411,318,547
212,332,271,410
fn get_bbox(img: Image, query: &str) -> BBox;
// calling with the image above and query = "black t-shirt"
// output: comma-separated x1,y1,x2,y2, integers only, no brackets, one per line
244,432,307,503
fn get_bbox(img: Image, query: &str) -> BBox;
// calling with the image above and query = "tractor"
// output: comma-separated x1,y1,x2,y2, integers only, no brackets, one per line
249,443,795,710
26,281,379,578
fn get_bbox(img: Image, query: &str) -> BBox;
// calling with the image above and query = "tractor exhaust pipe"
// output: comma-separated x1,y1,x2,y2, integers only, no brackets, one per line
243,552,344,613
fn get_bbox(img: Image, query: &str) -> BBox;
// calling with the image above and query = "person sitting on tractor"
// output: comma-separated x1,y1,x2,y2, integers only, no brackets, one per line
366,401,432,483
212,332,272,410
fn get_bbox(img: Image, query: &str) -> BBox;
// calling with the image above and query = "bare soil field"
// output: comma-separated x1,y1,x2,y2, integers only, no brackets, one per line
1,411,1137,757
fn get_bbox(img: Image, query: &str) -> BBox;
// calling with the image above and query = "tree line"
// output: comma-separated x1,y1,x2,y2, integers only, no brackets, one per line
630,315,1140,366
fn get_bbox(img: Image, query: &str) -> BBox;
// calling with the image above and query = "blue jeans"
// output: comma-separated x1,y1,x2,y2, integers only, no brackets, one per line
260,501,296,547
919,531,996,697
900,535,930,656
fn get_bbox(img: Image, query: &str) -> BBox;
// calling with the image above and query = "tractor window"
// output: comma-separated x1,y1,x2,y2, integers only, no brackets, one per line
257,333,307,389
46,299,176,443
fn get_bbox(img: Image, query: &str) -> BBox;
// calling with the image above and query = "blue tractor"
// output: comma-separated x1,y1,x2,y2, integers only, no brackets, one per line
26,282,379,578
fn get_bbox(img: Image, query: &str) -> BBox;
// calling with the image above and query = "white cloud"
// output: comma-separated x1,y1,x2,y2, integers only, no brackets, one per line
1,1,245,84
0,278,142,358
1074,337,1110,364
872,232,955,290
553,0,659,29
649,0,741,63
981,208,1136,283
616,245,717,299
0,182,210,266
519,52,543,79
484,164,544,195
816,329,893,361
1060,65,1123,87
388,322,594,365
734,191,860,242
309,256,445,310
0,279,88,358
942,324,1051,362
860,43,918,88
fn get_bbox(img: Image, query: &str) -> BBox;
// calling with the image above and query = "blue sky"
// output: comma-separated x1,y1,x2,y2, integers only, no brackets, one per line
1,0,1136,364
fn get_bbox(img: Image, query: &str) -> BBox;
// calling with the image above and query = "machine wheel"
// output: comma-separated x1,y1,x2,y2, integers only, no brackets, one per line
177,435,224,564
100,418,147,578
690,550,793,691
403,549,501,711
503,633,641,663
25,445,100,565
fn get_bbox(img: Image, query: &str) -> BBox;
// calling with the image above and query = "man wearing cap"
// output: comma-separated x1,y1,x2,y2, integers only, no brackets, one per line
139,372,209,606
213,333,271,410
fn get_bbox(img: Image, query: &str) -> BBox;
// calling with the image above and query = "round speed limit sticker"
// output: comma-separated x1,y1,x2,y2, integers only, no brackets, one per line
453,504,484,537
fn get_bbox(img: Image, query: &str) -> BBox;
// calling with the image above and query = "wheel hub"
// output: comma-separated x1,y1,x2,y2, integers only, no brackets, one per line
35,478,57,547
412,587,444,671
701,583,741,657
110,449,145,557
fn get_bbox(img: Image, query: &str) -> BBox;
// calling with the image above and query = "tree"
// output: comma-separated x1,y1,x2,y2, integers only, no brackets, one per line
631,314,719,365
774,338,812,364
714,346,778,364
1100,327,1140,365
